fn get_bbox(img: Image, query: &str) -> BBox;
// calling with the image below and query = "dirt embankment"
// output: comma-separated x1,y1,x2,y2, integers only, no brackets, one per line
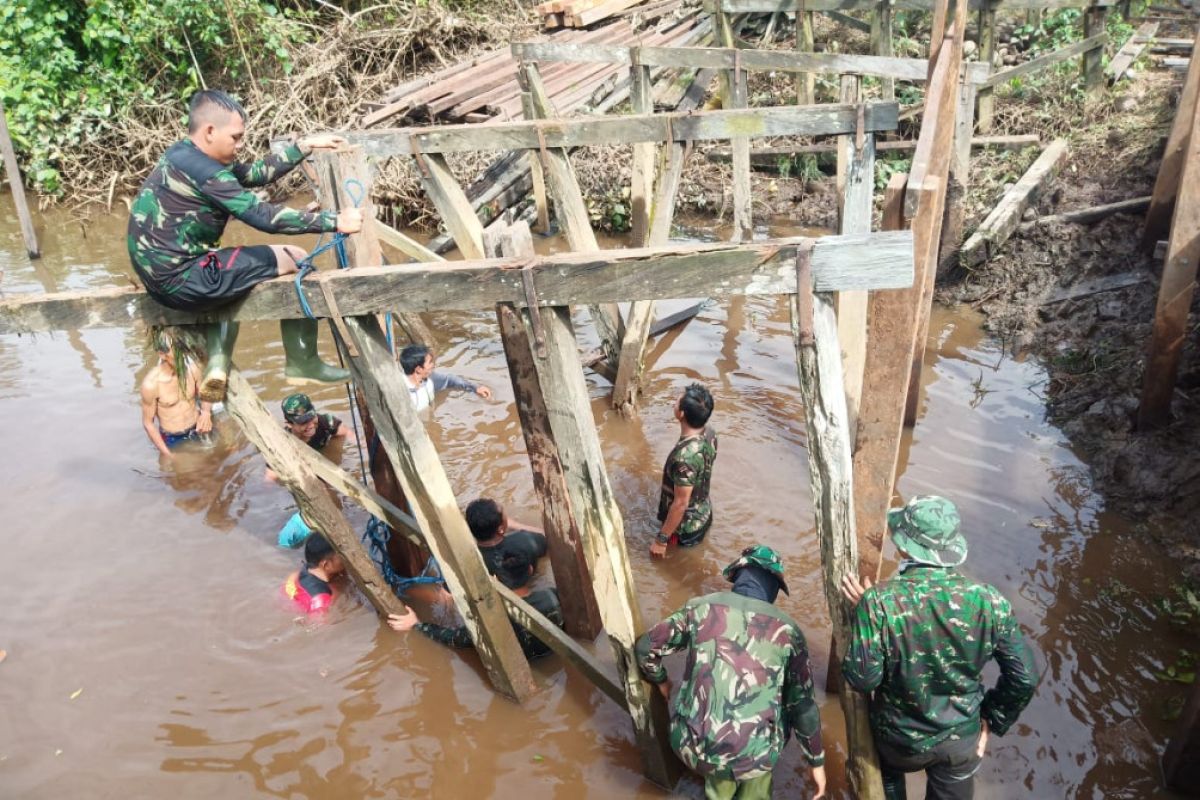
943,63,1200,579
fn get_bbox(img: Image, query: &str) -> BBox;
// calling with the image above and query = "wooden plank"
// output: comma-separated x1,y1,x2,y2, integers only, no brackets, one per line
520,63,625,367
1032,194,1151,225
416,151,486,260
704,133,1040,161
871,0,896,100
727,50,754,241
904,0,967,427
514,301,679,787
494,583,625,707
1083,5,1109,93
936,66,979,276
224,370,409,618
705,0,1111,10
1108,21,1160,82
0,99,39,258
629,62,657,250
343,102,902,156
1138,76,1200,429
376,218,445,263
0,233,917,333
959,138,1069,266
510,41,933,81
520,92,553,235
1143,46,1200,251
340,313,537,700
1041,271,1148,303
486,222,605,639
791,278,884,800
797,7,817,104
980,33,1109,89
976,3,997,131
827,8,873,31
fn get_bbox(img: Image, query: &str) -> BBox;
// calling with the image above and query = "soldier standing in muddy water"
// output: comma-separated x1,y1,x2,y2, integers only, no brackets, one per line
650,382,718,558
635,545,827,799
127,89,363,402
840,495,1040,800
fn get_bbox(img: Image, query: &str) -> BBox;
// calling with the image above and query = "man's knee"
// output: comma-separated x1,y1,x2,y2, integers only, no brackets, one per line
272,245,307,275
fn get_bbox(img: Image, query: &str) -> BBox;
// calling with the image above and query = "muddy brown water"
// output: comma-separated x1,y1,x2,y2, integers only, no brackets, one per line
0,197,1192,798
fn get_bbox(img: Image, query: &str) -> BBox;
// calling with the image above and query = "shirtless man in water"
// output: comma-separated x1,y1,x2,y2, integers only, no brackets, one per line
140,327,212,458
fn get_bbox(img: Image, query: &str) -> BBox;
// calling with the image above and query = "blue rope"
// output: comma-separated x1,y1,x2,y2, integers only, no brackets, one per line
362,516,443,595
292,177,363,317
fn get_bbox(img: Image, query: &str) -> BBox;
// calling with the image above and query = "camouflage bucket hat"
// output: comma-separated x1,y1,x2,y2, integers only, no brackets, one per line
281,393,316,424
722,544,790,595
886,495,967,567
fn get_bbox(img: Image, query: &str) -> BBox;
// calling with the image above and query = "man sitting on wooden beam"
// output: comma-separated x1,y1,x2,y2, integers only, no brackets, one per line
127,89,364,402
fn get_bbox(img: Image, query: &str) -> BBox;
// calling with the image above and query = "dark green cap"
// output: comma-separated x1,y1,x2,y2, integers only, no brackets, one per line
281,393,316,424
722,544,789,595
887,495,967,567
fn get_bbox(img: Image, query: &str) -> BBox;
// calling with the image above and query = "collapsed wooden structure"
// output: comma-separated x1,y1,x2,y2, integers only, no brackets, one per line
0,0,981,795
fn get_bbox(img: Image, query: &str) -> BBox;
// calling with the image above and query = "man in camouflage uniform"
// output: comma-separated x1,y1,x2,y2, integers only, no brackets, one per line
128,89,363,402
841,496,1039,800
650,383,718,558
636,545,827,799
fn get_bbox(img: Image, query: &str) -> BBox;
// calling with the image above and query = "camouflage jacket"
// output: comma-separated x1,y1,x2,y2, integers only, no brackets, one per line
416,587,563,660
635,591,825,780
842,566,1039,753
657,427,718,545
127,140,335,296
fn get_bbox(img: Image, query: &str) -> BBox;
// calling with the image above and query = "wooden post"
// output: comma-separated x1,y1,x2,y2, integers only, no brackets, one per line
224,370,409,618
715,13,753,241
413,150,487,259
519,63,626,368
1138,82,1200,430
629,61,658,248
521,91,553,235
976,1,997,132
872,0,896,101
852,173,910,583
792,263,885,800
1083,3,1108,93
1164,680,1200,791
512,296,679,786
835,74,873,436
484,222,605,638
937,66,978,275
796,4,817,105
1142,52,1200,252
0,99,40,259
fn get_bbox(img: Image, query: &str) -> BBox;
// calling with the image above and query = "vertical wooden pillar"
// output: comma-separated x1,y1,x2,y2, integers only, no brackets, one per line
1083,3,1108,93
1138,80,1200,430
872,0,896,101
225,370,409,618
835,75,874,436
1142,49,1200,252
0,99,40,258
937,67,978,276
484,222,605,638
715,14,752,241
515,299,678,786
519,63,625,367
521,91,553,235
796,4,817,105
791,264,884,800
976,2,996,132
629,57,657,249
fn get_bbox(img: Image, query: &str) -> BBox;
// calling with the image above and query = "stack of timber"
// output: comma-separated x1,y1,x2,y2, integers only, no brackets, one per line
361,12,708,127
536,0,648,29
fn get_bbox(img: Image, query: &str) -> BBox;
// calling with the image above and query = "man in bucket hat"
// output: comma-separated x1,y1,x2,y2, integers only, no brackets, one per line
636,545,826,799
840,496,1039,800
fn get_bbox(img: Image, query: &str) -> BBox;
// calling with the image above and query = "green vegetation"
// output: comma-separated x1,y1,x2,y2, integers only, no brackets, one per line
0,0,303,193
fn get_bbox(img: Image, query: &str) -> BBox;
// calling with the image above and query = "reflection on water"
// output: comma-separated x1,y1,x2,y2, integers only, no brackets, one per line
0,199,1191,798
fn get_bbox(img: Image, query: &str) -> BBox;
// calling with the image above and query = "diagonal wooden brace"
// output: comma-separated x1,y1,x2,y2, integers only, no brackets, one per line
317,273,360,357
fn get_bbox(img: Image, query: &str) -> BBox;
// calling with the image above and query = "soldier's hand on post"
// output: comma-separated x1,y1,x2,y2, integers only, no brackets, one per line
840,573,873,606
810,765,826,798
299,133,348,153
337,208,363,234
387,608,419,632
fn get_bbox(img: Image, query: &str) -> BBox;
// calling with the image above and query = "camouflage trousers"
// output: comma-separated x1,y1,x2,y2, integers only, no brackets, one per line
704,772,772,800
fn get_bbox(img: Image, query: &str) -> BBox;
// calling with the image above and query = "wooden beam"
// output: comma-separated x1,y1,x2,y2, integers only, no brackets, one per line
415,151,486,260
1143,44,1200,252
791,275,884,800
871,0,896,100
704,0,1112,10
340,314,537,701
0,233,916,334
1083,5,1108,93
376,218,444,263
629,62,657,248
797,6,817,104
224,370,409,618
976,2,998,132
485,222,605,639
704,134,1040,162
520,62,625,368
725,43,754,241
1032,195,1150,225
980,33,1110,89
937,66,979,275
0,99,38,259
342,102,901,157
827,8,873,31
960,139,1069,266
1138,78,1200,430
1108,21,1160,83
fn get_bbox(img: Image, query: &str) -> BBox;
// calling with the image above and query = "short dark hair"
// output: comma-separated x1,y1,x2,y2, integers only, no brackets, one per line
679,383,714,427
304,532,335,567
465,498,504,541
400,344,431,375
187,90,247,134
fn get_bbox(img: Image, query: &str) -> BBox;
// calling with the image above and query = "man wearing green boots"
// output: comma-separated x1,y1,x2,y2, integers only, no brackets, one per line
128,89,362,401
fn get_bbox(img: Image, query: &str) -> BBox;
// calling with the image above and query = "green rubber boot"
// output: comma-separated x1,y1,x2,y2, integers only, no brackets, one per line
199,321,240,402
281,318,350,386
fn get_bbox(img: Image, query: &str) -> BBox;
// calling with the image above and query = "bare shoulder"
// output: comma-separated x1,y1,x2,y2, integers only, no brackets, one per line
140,369,160,398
